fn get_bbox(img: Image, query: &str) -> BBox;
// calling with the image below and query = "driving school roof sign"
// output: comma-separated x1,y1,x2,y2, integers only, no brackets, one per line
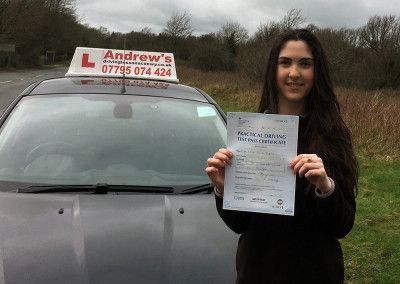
66,47,178,83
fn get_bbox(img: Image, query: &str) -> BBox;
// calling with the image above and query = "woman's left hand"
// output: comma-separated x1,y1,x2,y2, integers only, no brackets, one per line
289,154,332,193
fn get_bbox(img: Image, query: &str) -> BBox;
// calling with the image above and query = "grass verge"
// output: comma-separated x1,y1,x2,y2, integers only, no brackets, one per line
342,158,400,283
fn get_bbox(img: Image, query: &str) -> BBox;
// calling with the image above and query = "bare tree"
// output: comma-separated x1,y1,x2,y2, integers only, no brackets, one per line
163,11,193,38
358,15,400,88
140,27,153,36
254,9,305,42
0,0,80,65
217,22,248,45
359,15,400,54
254,22,281,41
280,9,305,30
217,22,248,56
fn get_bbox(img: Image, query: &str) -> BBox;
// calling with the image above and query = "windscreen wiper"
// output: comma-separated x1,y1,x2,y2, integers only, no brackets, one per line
17,183,174,194
180,183,214,194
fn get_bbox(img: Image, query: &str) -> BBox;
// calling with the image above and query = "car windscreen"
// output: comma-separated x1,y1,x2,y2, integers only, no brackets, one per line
0,94,226,190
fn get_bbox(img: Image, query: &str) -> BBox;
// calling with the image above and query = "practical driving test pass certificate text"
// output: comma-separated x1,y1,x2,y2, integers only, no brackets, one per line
223,112,299,216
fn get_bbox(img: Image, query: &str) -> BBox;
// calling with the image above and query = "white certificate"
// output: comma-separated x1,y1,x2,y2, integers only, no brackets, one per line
223,112,299,216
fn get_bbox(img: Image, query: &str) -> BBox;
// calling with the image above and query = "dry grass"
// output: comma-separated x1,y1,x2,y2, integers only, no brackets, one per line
178,65,400,160
338,88,400,160
178,65,260,112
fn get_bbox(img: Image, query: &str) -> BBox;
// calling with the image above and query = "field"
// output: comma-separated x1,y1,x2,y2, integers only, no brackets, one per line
178,65,400,283
343,158,400,283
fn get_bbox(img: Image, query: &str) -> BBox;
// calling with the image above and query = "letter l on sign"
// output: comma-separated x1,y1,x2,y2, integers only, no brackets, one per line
81,53,95,68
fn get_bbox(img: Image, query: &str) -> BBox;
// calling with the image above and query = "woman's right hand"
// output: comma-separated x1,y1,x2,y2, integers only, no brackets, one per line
205,148,233,195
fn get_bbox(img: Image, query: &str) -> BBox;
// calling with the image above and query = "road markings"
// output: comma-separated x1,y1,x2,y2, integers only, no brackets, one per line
0,80,12,84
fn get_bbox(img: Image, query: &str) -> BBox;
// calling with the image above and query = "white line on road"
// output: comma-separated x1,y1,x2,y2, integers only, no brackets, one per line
0,80,12,84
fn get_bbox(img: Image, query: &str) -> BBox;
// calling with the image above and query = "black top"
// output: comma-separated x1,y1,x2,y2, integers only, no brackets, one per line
216,115,356,284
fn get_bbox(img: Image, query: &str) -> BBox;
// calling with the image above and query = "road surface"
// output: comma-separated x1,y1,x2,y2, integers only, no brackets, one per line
0,67,67,112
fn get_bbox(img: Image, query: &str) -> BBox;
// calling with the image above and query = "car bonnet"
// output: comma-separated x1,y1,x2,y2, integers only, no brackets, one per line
0,192,237,284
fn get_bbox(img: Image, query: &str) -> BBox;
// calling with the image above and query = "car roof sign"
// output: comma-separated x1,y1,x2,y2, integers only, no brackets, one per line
66,47,179,83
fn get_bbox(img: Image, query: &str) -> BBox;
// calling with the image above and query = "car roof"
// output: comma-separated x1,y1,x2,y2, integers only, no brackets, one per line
27,77,210,103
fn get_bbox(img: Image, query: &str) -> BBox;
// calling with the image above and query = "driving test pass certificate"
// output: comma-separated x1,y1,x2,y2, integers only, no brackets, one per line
223,112,299,216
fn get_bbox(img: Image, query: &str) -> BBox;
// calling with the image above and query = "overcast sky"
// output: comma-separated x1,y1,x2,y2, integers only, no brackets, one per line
75,0,400,36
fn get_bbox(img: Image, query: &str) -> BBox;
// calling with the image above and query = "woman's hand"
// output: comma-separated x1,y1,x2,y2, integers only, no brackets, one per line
289,154,332,193
205,148,233,195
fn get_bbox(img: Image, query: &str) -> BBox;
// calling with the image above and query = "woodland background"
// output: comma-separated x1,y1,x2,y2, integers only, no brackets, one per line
1,0,400,90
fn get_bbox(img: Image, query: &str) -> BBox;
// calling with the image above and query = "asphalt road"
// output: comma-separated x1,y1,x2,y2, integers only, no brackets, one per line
0,67,68,112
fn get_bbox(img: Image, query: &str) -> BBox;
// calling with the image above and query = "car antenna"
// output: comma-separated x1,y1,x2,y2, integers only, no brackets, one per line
121,37,127,94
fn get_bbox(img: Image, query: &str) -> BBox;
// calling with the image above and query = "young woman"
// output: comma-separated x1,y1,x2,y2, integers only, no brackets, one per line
206,29,358,283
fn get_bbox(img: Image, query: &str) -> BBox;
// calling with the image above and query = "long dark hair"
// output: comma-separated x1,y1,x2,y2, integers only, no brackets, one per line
258,29,358,197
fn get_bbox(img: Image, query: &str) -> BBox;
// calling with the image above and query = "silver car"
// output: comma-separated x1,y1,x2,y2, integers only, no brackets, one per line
0,76,237,283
